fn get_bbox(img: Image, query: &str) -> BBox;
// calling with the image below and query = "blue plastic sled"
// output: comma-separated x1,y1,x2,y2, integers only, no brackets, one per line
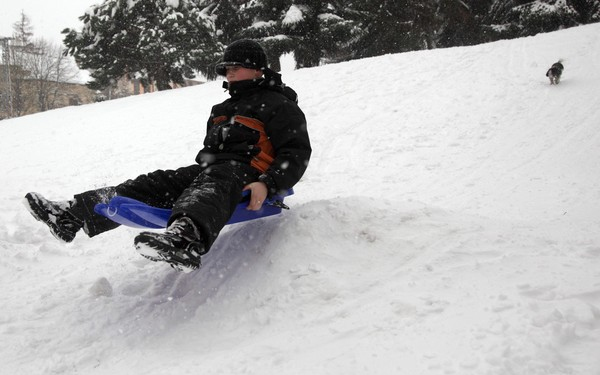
94,189,293,229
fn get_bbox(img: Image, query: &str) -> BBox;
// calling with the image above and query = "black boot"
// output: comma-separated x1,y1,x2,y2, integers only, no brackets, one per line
23,192,84,243
134,217,205,272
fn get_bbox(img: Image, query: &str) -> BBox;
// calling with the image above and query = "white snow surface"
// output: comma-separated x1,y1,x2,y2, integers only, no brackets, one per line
2,24,600,375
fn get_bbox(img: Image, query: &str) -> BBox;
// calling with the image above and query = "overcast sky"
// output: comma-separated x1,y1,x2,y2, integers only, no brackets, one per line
0,1,96,45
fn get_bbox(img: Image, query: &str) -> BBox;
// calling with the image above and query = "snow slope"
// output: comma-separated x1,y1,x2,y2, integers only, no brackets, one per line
1,24,600,375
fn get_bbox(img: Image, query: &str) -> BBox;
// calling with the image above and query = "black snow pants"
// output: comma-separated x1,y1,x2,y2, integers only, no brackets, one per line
70,161,260,250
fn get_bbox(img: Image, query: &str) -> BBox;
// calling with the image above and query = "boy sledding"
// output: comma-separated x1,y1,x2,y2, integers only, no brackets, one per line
24,39,312,272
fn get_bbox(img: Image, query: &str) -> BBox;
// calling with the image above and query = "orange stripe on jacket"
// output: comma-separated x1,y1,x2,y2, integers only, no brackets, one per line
233,115,275,173
212,115,228,125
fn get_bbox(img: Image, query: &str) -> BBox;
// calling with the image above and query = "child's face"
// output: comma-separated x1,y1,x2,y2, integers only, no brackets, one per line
226,66,263,82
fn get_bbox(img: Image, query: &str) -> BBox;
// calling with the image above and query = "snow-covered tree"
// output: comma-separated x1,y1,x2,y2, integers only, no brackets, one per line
569,0,600,22
516,0,578,35
208,0,360,70
485,0,580,38
202,0,246,45
63,0,221,90
435,0,482,48
201,0,291,71
348,0,438,58
60,0,599,84
279,2,331,68
237,0,296,70
279,1,363,67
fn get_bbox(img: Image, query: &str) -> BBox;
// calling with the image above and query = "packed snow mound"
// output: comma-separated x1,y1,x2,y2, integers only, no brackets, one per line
1,23,600,375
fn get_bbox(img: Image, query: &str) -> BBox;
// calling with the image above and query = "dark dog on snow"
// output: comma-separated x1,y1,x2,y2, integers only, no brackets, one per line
546,60,564,85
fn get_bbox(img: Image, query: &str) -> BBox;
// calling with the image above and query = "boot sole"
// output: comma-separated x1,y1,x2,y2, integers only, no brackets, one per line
134,234,200,273
23,193,75,243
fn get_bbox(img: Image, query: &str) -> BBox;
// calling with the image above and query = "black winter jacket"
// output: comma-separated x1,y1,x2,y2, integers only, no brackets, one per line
196,76,311,195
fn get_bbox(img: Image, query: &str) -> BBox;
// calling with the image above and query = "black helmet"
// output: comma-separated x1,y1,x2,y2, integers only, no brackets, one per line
215,39,268,76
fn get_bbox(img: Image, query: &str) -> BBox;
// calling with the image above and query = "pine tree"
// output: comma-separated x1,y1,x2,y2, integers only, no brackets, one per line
436,0,481,47
286,1,362,66
349,0,438,59
10,12,36,116
210,0,360,70
235,0,294,71
484,0,580,39
569,0,600,22
517,1,579,36
12,12,35,49
280,2,326,68
63,0,221,91
206,0,246,45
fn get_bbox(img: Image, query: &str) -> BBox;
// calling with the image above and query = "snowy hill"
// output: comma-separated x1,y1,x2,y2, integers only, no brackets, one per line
1,23,600,375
